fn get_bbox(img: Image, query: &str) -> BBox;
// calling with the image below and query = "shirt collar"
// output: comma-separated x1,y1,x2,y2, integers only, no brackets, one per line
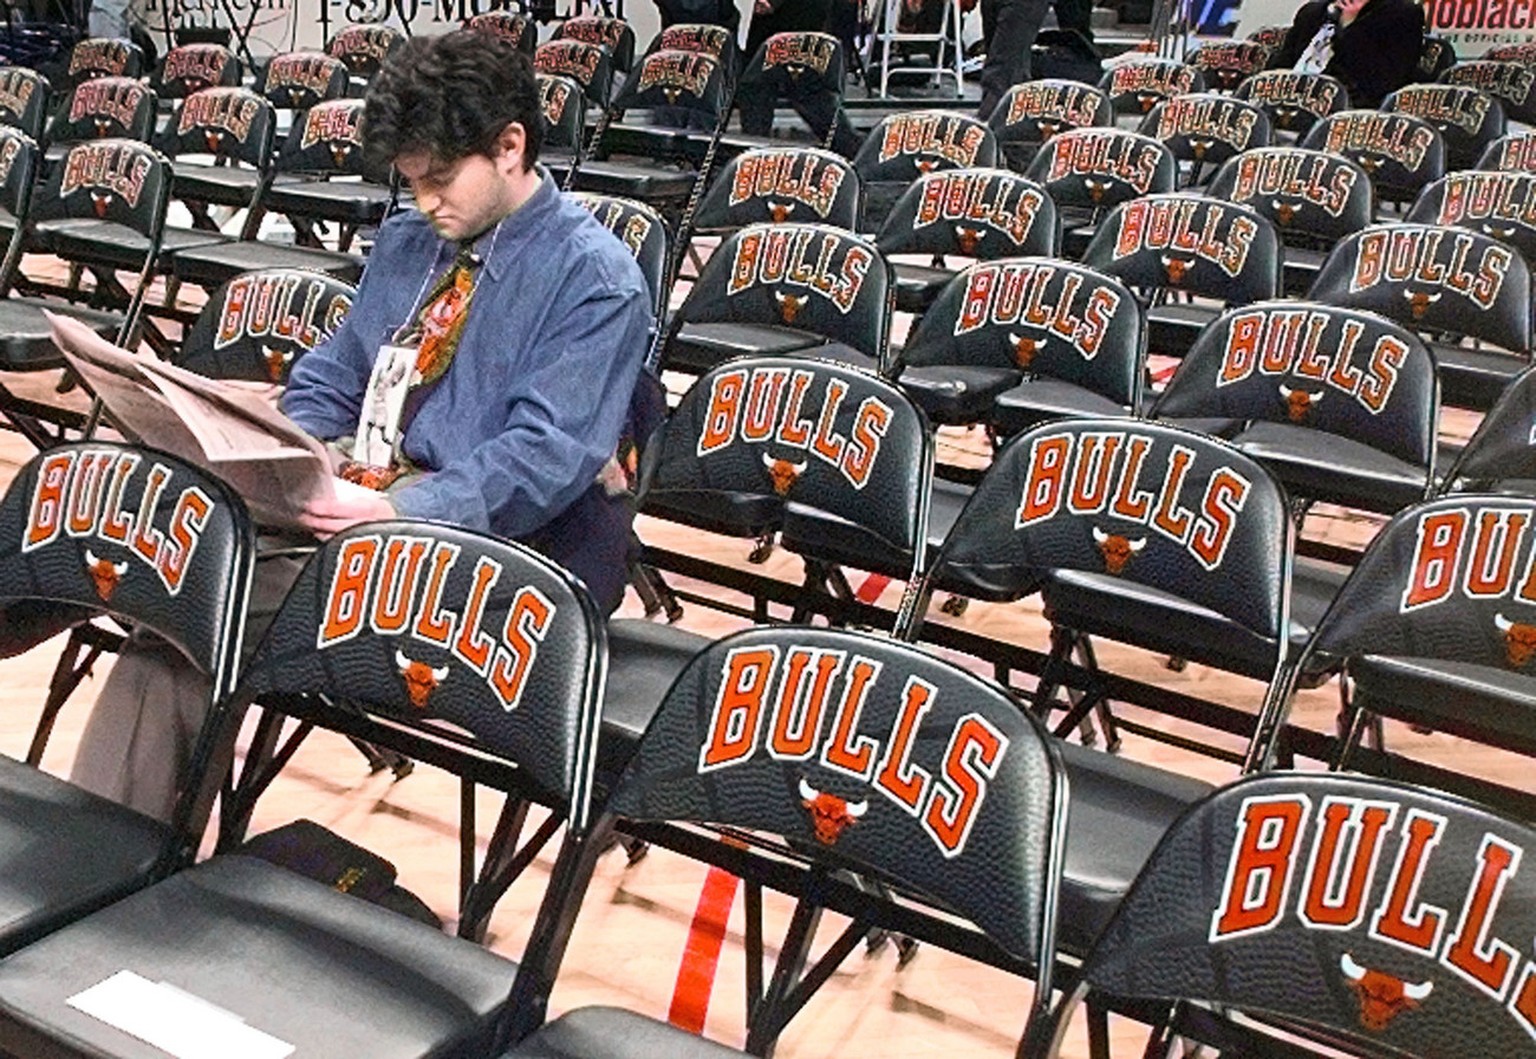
477,166,559,283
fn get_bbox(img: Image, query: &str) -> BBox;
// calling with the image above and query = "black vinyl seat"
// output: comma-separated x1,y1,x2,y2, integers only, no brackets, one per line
1384,82,1506,173
1136,92,1271,187
1188,40,1270,94
465,10,539,53
0,522,610,1055
1153,301,1439,517
1099,58,1205,120
1207,147,1374,297
174,267,356,383
713,31,852,164
1441,59,1536,124
986,79,1113,174
0,442,254,956
149,41,241,111
60,36,144,88
39,75,157,173
0,67,51,140
1438,363,1536,495
851,109,999,234
536,73,588,182
1300,110,1445,210
1022,127,1177,261
1310,221,1533,414
1476,128,1536,173
1232,69,1349,140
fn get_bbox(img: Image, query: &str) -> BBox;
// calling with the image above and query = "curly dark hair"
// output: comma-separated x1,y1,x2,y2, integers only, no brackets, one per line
362,29,543,172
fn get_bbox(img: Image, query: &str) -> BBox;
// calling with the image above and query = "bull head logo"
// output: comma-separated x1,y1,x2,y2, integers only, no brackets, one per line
1274,105,1299,129
1091,526,1146,574
785,63,806,79
1482,222,1517,239
90,190,112,218
395,649,449,709
1135,92,1158,112
262,345,295,382
1494,612,1536,668
798,776,867,845
1189,137,1213,160
203,129,226,153
1272,199,1300,227
1009,332,1042,368
1036,119,1061,141
1278,384,1324,422
93,118,111,137
761,452,808,496
775,291,809,324
767,200,796,222
286,86,303,107
1403,288,1442,320
914,158,940,174
1084,177,1111,203
329,143,352,168
955,226,986,254
662,86,682,105
1354,154,1382,174
1161,254,1192,285
82,547,129,602
1340,953,1433,1032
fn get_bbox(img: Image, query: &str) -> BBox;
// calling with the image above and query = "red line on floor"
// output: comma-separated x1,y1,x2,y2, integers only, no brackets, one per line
854,573,891,604
668,866,740,1034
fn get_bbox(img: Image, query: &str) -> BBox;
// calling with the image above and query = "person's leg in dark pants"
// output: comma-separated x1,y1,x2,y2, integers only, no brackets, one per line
977,0,1051,119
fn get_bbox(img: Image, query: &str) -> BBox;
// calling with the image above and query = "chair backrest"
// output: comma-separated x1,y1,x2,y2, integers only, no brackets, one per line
647,22,739,84
986,78,1113,169
48,76,157,145
1083,193,1281,304
1024,127,1177,211
930,417,1290,642
1189,40,1270,93
277,98,387,183
1153,300,1439,474
178,268,355,383
555,15,636,73
1477,130,1536,172
1384,83,1506,172
37,138,170,240
693,146,860,232
534,39,614,107
1309,494,1536,681
568,192,671,323
1207,147,1374,249
237,521,606,830
67,36,143,84
537,73,587,156
1406,171,1536,269
325,24,404,78
1487,41,1536,63
1300,110,1446,203
875,168,1060,260
1099,58,1205,115
669,222,894,368
896,257,1144,410
1246,24,1288,47
1440,365,1536,490
0,67,50,140
1139,92,1271,171
259,51,350,112
739,30,844,106
606,624,1065,986
1067,772,1536,1059
852,109,1000,188
1442,59,1536,125
154,43,241,99
640,356,932,578
1418,33,1458,81
0,125,38,228
1309,222,1532,354
607,47,729,126
1233,70,1349,137
161,87,275,172
0,441,254,696
464,11,538,54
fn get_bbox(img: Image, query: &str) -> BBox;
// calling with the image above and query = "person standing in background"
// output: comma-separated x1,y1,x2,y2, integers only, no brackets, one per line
1269,0,1425,106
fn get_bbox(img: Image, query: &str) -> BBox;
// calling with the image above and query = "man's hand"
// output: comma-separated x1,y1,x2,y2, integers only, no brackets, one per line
299,490,397,539
1337,0,1368,26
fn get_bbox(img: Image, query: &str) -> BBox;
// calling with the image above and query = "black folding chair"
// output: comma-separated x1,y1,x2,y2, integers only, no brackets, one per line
1301,109,1446,209
1023,125,1177,261
659,221,893,376
1478,129,1536,172
157,86,276,234
690,144,860,235
325,22,405,85
1246,24,1288,47
150,42,241,101
505,624,1069,1058
1442,59,1536,126
1408,170,1536,276
1208,145,1374,296
62,36,143,87
851,109,998,233
1100,58,1206,119
1384,83,1506,174
875,166,1060,315
1417,33,1457,82
726,31,854,162
552,14,636,73
1137,91,1271,186
175,267,355,383
255,49,350,116
0,522,608,1056
985,78,1113,174
0,441,254,955
1189,41,1272,95
533,38,615,115
1233,69,1349,138
1439,363,1536,494
41,75,157,174
1081,191,1282,360
536,73,587,175
1310,221,1532,414
1029,772,1536,1058
1153,300,1440,518
0,66,51,140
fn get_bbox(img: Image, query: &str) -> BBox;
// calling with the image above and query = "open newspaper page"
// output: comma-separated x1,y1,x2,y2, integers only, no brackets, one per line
47,312,376,531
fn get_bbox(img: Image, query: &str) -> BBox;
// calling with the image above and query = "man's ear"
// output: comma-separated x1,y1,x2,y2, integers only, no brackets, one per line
495,121,528,173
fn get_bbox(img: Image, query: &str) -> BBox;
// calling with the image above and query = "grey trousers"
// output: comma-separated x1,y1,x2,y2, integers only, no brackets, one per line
68,554,305,824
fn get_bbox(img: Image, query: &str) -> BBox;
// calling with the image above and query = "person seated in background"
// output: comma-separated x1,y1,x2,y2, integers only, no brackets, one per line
1269,0,1425,107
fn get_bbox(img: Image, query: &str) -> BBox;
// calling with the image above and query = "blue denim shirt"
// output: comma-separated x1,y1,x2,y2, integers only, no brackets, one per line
281,170,651,609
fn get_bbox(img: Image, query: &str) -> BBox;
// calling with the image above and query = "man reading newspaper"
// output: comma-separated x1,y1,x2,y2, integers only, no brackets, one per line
64,29,651,819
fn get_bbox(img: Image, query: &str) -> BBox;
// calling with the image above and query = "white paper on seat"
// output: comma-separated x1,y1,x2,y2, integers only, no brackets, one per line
67,970,295,1059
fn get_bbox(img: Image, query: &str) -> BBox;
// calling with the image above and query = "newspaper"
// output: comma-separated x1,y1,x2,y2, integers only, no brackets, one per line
46,312,377,532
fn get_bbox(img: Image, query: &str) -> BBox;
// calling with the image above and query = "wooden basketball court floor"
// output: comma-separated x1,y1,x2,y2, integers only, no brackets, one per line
0,266,1528,1057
